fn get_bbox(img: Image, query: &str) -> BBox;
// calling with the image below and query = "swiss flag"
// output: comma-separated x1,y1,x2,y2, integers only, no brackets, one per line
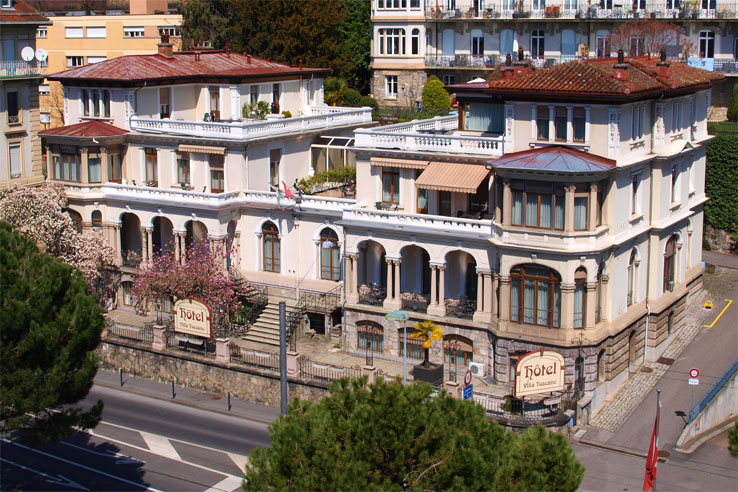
643,397,661,491
282,181,296,199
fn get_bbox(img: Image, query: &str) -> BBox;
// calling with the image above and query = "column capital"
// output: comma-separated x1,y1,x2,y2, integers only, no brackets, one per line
589,183,599,193
565,184,577,193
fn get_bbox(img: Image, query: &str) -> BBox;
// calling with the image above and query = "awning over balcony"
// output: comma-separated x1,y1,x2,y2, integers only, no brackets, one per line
370,157,428,170
177,144,226,155
416,162,489,194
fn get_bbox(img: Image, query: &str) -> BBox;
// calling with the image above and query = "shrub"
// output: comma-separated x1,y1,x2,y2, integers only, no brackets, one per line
729,420,738,457
359,95,378,109
422,74,451,112
727,85,738,122
341,87,361,106
281,110,292,118
297,166,356,194
324,76,346,93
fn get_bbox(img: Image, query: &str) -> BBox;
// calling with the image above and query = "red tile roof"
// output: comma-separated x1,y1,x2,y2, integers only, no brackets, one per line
491,146,616,173
450,57,724,100
40,120,128,138
48,51,331,86
0,0,50,24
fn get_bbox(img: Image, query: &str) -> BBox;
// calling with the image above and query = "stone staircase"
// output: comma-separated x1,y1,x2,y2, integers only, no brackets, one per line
242,297,298,346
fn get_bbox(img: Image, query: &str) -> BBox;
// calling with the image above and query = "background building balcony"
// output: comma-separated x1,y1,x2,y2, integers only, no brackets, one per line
342,208,493,238
130,106,372,141
0,60,46,79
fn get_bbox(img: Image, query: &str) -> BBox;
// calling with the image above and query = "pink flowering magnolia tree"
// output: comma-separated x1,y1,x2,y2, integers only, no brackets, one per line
132,240,248,322
0,184,115,288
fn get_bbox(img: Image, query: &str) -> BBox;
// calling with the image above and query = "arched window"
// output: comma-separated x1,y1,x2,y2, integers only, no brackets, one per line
398,328,423,360
262,222,280,273
320,228,340,281
573,267,587,328
663,235,677,292
91,210,102,232
627,250,637,306
510,265,561,328
444,334,474,366
411,28,420,55
357,320,383,353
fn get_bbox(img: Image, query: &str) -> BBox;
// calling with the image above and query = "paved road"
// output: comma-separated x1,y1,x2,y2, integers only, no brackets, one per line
577,279,738,491
1,383,273,491
702,250,738,269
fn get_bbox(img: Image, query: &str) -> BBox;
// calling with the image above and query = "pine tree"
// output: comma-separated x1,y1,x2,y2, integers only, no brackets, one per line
0,222,103,442
510,425,585,491
244,378,584,491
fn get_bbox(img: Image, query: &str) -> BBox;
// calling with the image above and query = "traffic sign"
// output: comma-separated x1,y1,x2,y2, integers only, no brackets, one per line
689,378,699,385
463,384,473,399
689,368,700,378
464,369,472,386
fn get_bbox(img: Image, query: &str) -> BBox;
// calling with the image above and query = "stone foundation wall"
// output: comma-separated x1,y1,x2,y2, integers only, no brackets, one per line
372,69,427,107
97,340,328,407
704,224,737,255
648,294,687,348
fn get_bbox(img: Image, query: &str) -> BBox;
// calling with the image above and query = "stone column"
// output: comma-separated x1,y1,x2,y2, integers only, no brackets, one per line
490,273,498,317
473,270,488,323
346,254,359,304
477,271,484,311
114,225,122,266
444,380,460,399
588,183,599,231
498,276,510,321
586,282,598,329
215,338,231,364
560,283,575,329
80,147,89,183
383,258,401,310
146,228,153,265
565,184,576,232
234,232,241,268
502,179,512,226
174,232,182,264
430,264,438,306
362,365,377,384
386,258,394,301
140,227,148,265
100,148,108,183
437,265,446,315
393,259,401,303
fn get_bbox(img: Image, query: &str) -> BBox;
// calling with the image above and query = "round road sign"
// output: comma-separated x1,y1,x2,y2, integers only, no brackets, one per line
689,368,699,378
464,370,472,386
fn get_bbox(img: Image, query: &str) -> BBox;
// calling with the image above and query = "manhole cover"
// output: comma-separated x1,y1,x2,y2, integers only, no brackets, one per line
640,366,653,373
657,357,675,365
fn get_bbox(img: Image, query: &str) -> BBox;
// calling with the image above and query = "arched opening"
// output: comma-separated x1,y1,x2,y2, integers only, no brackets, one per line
185,220,208,250
227,220,237,270
320,228,340,281
510,264,561,328
627,249,637,307
573,267,587,329
358,240,386,305
444,250,477,319
262,221,280,273
597,349,606,382
400,245,431,312
67,209,83,233
91,210,102,232
120,213,142,267
663,235,677,292
444,334,474,367
357,320,383,355
152,216,174,257
628,331,637,364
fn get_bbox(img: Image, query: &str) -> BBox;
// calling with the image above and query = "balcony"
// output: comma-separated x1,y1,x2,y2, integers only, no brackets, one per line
354,116,504,157
130,106,372,141
0,60,46,79
342,208,493,238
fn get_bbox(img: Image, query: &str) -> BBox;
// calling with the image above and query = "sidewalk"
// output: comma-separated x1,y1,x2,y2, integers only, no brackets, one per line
94,368,282,424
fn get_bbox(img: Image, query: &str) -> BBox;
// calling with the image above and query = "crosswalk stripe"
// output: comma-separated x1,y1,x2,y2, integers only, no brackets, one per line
140,432,181,461
205,475,243,492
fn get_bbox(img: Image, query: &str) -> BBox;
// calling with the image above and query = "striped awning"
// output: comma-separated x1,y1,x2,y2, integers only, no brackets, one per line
370,157,428,170
177,144,226,155
416,162,489,193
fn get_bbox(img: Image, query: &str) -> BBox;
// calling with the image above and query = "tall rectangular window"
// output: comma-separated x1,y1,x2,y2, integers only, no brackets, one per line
439,190,452,216
631,174,640,215
81,89,89,116
555,106,567,141
177,153,190,185
573,107,586,142
103,90,110,117
9,143,21,178
269,149,281,188
574,184,589,230
671,165,678,203
6,91,19,125
531,30,545,59
382,168,400,204
88,153,102,183
108,154,121,183
385,75,398,98
271,83,280,113
536,109,549,140
159,87,170,118
92,91,100,117
250,85,259,107
471,30,484,56
209,87,220,119
209,155,224,193
145,148,157,186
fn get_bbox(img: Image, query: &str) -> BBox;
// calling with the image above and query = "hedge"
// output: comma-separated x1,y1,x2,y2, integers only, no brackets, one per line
297,166,356,194
705,135,738,234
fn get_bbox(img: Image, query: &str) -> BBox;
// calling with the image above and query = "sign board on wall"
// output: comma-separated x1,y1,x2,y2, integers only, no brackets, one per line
174,298,212,338
514,349,566,398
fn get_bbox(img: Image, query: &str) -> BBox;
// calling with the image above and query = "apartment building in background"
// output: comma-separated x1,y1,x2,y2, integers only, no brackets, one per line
1,0,50,188
371,0,737,107
36,0,182,128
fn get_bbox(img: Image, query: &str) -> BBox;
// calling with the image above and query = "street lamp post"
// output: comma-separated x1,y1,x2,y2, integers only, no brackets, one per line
385,310,410,385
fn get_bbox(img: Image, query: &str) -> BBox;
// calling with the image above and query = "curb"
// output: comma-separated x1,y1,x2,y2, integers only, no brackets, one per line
94,380,279,425
577,438,647,459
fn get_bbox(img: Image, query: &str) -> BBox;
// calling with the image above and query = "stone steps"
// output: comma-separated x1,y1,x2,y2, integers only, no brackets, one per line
242,298,298,347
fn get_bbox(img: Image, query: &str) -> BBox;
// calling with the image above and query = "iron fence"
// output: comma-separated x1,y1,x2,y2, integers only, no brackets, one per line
166,330,216,358
229,343,281,371
472,392,562,420
106,320,154,345
298,356,362,382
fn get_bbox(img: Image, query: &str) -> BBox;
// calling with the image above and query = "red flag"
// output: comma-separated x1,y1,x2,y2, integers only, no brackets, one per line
282,181,296,199
643,397,661,491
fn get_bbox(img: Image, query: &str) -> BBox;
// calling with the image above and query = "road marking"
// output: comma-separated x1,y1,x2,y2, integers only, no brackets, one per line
60,440,144,465
227,452,249,473
140,432,181,461
1,438,162,492
205,476,243,492
0,457,90,491
703,299,733,328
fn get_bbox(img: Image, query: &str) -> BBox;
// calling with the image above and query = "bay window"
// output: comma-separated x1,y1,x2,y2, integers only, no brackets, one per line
573,267,586,328
54,150,80,182
87,152,102,183
510,265,561,328
511,181,565,230
573,184,588,230
108,154,121,183
378,28,406,56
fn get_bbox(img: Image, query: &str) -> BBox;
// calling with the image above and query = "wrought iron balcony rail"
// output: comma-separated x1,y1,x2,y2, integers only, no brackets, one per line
0,60,46,79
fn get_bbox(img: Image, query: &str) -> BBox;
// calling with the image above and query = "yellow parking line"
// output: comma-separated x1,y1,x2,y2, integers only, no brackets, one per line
703,299,733,328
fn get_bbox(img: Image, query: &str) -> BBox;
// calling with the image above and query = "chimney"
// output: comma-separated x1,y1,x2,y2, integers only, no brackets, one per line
130,0,168,15
656,49,670,77
299,59,303,70
502,53,514,80
247,54,251,64
195,51,200,62
225,41,230,56
157,34,173,58
613,49,628,80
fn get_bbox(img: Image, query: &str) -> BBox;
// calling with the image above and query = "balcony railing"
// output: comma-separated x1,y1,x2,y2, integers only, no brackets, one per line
354,127,504,156
130,106,372,140
425,1,737,19
342,208,493,237
0,60,46,79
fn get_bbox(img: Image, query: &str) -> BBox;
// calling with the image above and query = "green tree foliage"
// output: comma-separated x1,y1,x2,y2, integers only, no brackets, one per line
728,420,738,457
705,136,738,234
0,222,103,442
422,75,451,113
727,86,738,122
341,87,362,106
297,166,356,195
244,378,584,491
181,1,370,91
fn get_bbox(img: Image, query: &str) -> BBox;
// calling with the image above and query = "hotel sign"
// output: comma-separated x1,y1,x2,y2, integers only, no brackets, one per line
174,298,212,338
514,349,565,398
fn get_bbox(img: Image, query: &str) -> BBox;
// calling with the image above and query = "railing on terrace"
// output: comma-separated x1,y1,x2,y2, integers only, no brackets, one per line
342,208,493,237
229,343,281,371
105,318,154,345
365,115,458,134
130,106,372,140
298,356,362,382
445,297,477,319
424,1,737,19
166,330,216,358
401,292,430,313
358,283,387,306
0,60,46,78
472,391,563,420
241,190,356,211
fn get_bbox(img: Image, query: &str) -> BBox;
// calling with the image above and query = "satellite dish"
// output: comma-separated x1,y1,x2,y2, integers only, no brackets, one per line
21,46,35,62
35,48,48,62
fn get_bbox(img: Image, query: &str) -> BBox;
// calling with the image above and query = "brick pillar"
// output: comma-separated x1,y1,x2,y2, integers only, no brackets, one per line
215,338,230,364
152,324,166,350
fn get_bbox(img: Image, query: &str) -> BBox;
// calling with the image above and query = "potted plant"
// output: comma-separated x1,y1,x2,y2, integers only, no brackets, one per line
409,320,444,385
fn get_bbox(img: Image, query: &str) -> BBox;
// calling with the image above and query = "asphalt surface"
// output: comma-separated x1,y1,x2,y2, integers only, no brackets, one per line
576,280,738,491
